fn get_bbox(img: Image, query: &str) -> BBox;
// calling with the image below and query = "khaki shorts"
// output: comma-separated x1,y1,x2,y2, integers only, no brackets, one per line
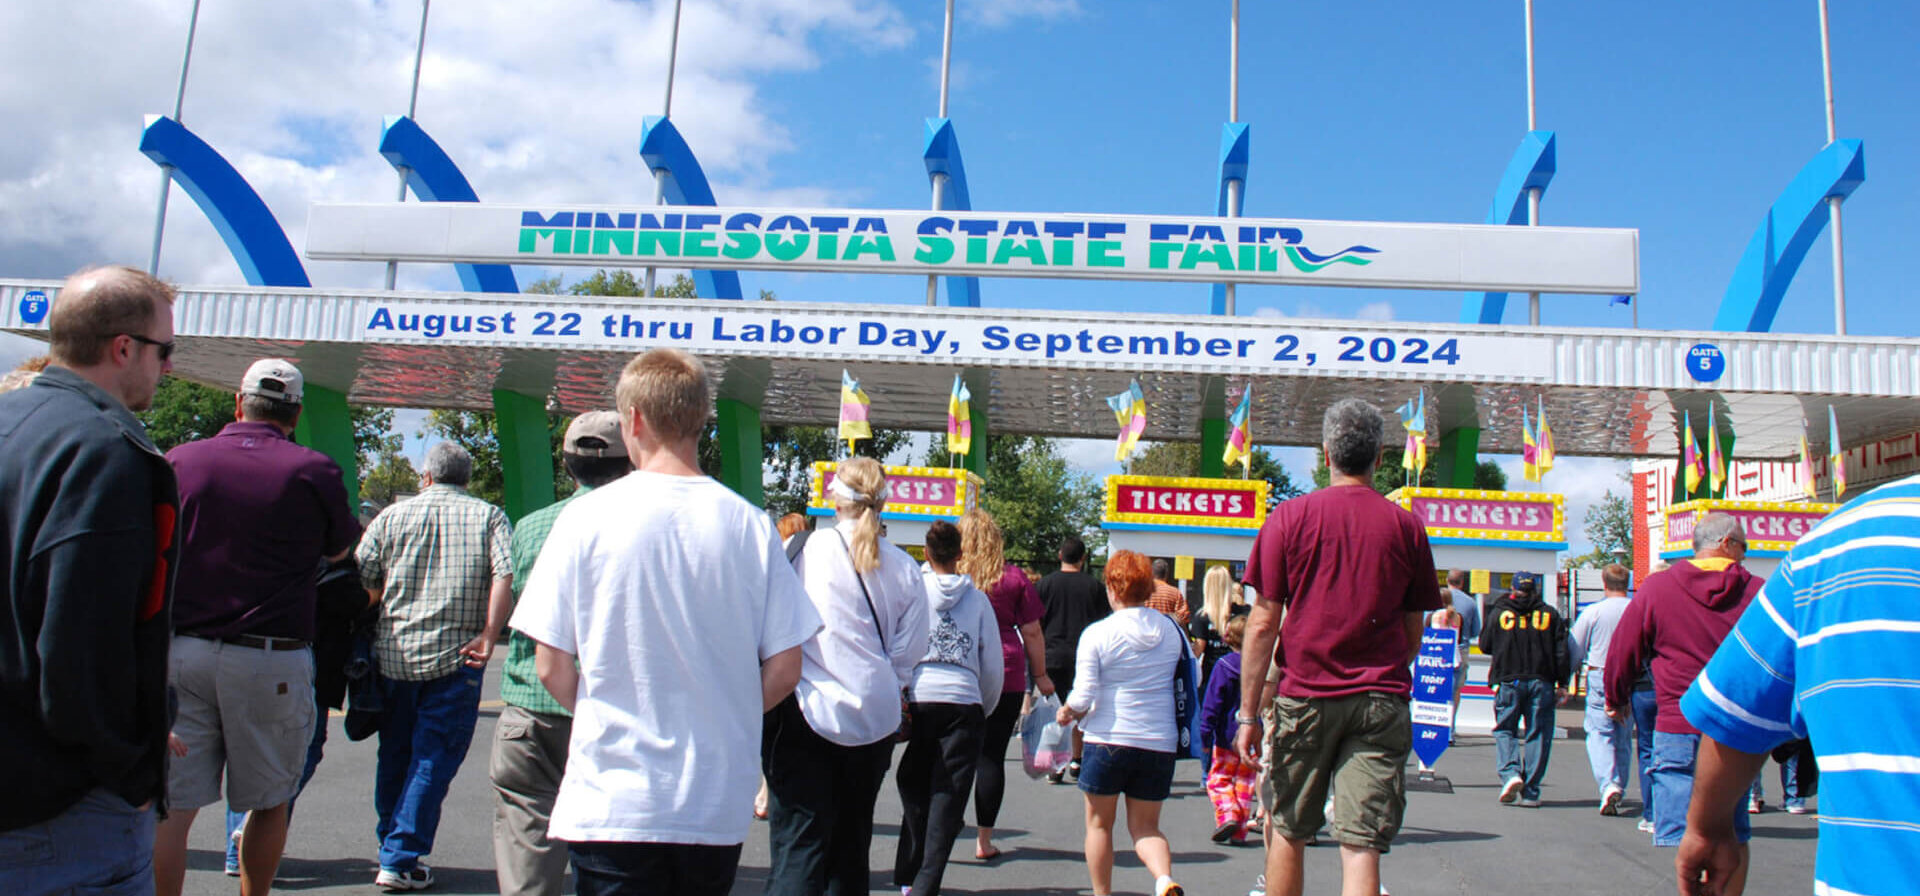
1260,691,1412,853
167,635,316,811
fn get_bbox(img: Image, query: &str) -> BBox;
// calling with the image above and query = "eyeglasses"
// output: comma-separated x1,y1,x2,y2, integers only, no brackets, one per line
121,333,175,361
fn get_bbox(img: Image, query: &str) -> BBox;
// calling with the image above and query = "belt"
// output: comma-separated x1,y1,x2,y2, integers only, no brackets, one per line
185,632,310,652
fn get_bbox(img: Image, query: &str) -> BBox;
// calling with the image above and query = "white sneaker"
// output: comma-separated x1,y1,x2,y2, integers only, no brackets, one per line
376,866,435,892
1637,818,1656,834
1247,874,1266,896
1600,784,1624,816
1498,777,1524,804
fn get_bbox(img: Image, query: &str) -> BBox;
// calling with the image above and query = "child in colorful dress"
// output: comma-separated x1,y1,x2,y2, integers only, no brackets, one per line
1198,616,1258,844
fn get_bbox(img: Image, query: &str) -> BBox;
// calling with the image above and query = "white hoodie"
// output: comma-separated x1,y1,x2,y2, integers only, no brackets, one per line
910,567,1005,706
1068,606,1184,752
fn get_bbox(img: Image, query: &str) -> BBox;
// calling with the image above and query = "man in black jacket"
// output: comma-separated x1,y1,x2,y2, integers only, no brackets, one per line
0,266,180,894
1479,571,1571,808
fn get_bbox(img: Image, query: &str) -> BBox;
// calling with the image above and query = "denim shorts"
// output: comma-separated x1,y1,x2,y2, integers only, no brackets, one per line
1077,742,1176,801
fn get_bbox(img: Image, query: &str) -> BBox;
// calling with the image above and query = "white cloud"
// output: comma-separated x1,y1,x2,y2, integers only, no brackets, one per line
1488,454,1631,557
1356,301,1396,322
1062,437,1123,479
972,0,1082,28
1250,305,1286,318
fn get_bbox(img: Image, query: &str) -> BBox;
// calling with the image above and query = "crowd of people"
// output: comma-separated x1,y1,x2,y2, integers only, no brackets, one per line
0,265,1909,896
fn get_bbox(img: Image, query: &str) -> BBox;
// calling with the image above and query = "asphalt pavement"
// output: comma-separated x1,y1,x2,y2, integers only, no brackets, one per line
177,661,1820,896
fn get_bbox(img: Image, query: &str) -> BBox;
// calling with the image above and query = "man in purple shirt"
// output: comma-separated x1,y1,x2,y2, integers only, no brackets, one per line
153,359,361,896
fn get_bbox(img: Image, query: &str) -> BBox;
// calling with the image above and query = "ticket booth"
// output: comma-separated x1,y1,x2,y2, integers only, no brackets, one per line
1387,487,1567,735
1099,474,1271,567
1659,499,1838,579
806,462,985,553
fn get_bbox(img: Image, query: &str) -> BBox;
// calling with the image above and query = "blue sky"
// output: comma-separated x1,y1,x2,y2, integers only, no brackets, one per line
4,0,1915,552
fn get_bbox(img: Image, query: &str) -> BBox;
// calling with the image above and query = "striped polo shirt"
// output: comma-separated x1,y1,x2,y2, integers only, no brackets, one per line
1683,474,1920,896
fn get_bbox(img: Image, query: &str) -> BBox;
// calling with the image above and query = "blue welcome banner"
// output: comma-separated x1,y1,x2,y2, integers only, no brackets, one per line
1411,627,1457,768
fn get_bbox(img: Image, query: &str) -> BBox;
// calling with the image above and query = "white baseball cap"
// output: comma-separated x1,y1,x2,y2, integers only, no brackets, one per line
239,358,304,404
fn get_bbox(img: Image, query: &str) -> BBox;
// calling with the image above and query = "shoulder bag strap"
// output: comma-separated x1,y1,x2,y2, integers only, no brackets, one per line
833,530,887,653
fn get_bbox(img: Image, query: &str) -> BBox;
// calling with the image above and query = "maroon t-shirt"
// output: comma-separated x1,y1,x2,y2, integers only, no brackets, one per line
1244,484,1441,699
984,564,1044,693
167,421,361,641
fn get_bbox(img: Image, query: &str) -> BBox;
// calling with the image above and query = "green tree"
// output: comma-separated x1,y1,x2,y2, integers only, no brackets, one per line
705,425,912,516
359,445,419,509
1566,490,1635,568
1124,441,1304,509
925,435,1102,567
142,376,400,472
1309,447,1507,494
421,408,576,508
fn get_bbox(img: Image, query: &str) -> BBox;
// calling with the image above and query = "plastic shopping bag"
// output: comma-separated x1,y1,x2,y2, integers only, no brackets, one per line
1020,694,1076,779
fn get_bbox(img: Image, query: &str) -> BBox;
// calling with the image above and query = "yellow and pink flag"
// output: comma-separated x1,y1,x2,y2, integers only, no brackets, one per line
1830,406,1846,500
946,374,972,457
1521,406,1540,483
1535,397,1555,479
1107,379,1148,461
1707,404,1726,494
1222,386,1253,473
1682,409,1704,494
838,369,871,452
1798,426,1818,501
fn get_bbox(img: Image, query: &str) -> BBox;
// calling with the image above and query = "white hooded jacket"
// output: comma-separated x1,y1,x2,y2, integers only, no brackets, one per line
1067,606,1183,752
910,567,1005,706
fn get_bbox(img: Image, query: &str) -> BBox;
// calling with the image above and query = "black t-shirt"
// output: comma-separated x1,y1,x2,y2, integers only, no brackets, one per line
1036,570,1111,670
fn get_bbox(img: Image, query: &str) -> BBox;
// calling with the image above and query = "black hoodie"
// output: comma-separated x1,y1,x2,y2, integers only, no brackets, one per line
1479,587,1572,686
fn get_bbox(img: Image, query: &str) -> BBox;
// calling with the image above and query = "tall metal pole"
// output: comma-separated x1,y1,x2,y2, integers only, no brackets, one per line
1819,0,1847,334
1222,0,1241,315
1524,0,1541,326
927,0,956,306
645,0,684,299
148,0,203,275
386,0,431,290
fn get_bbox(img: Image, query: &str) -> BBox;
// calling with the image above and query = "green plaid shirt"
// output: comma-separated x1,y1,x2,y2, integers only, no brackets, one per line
357,484,513,681
500,491,581,716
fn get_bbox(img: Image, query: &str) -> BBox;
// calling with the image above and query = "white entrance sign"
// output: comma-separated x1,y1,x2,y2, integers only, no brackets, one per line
306,202,1640,295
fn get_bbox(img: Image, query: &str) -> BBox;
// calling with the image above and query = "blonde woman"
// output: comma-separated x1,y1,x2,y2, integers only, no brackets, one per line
764,458,930,896
1190,565,1248,687
957,510,1055,861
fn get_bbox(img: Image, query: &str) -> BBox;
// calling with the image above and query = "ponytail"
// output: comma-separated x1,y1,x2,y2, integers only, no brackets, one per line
833,457,888,573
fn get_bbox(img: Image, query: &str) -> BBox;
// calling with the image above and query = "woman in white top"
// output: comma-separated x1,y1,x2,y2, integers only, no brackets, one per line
1056,550,1186,896
892,520,1002,896
763,458,930,896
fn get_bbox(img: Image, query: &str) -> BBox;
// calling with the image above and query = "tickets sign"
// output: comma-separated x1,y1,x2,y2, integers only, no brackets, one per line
1389,488,1564,544
809,463,982,519
1103,476,1270,530
1663,499,1837,556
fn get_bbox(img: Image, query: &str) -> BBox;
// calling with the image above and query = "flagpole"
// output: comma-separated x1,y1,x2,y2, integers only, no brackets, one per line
1221,0,1242,315
386,0,431,291
148,0,203,275
927,0,956,306
1818,0,1847,335
1523,0,1542,326
644,0,684,299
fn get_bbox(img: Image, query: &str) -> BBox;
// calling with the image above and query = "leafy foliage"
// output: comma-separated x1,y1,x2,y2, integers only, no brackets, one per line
1566,490,1635,569
142,376,400,472
923,435,1103,568
1309,447,1507,495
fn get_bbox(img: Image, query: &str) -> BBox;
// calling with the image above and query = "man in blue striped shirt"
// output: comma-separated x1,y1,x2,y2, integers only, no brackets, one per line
1679,474,1920,896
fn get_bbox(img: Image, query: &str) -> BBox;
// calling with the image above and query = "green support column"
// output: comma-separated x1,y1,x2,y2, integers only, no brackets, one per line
492,389,556,523
1199,417,1227,478
962,400,988,479
716,398,765,506
293,384,360,507
1434,427,1481,489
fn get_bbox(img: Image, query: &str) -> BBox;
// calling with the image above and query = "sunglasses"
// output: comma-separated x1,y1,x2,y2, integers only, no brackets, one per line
122,333,175,361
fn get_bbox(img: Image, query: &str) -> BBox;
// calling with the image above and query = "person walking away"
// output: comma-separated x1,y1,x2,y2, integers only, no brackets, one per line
154,358,360,896
1441,570,1482,735
1198,616,1258,844
1055,550,1187,896
956,509,1053,861
1603,513,1758,870
1037,535,1110,782
489,411,633,896
1235,398,1442,896
512,351,819,896
0,267,179,896
1481,571,1572,808
1191,565,1248,689
1674,481,1920,896
756,512,814,822
764,457,929,896
1148,559,1191,627
1570,563,1636,816
894,521,1003,895
356,441,514,890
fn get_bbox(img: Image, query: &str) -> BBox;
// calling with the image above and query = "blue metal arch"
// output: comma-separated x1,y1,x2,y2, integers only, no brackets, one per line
1460,130,1556,324
637,117,743,300
1210,122,1251,315
378,115,519,293
138,115,310,288
1711,139,1866,332
923,118,980,308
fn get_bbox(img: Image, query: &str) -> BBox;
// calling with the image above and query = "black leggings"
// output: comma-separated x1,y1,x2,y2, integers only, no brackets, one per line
973,690,1025,828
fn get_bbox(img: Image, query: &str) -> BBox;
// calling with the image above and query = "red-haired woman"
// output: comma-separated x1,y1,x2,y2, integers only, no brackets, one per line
1055,550,1186,896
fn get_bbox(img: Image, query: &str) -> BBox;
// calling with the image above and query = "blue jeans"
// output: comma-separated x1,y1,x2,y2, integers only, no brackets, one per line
1750,743,1814,809
1583,669,1631,798
0,788,155,895
375,665,485,872
1650,731,1751,847
1492,678,1555,801
1631,687,1657,821
226,696,331,868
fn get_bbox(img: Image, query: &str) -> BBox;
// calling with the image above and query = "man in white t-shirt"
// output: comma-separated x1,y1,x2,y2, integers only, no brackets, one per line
510,349,821,896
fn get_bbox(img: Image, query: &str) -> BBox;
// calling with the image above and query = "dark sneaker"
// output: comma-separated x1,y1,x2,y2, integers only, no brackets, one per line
376,866,435,892
1067,759,1082,781
1211,821,1239,843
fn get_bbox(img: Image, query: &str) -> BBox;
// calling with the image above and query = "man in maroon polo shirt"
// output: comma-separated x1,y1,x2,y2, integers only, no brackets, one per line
153,359,361,896
1235,398,1441,896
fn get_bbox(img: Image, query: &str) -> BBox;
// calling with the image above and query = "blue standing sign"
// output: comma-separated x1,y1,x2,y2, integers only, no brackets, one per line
1410,627,1458,768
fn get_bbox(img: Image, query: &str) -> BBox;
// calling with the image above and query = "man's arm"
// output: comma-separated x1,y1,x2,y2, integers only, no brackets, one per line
533,642,579,712
1403,611,1426,666
1675,736,1766,896
1234,597,1282,764
460,576,513,667
761,644,803,711
1019,621,1054,696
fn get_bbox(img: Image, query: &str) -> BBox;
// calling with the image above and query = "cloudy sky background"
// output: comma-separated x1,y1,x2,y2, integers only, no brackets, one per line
5,0,1917,552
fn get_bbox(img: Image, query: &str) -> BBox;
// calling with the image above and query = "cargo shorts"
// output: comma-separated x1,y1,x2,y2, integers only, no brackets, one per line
1260,691,1412,853
167,635,317,811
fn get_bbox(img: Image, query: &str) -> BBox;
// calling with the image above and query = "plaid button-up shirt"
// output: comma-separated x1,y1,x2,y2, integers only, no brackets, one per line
499,490,580,716
357,484,513,682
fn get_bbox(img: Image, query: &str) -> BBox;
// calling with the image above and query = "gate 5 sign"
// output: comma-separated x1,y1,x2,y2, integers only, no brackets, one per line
307,202,1640,295
1104,476,1270,531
